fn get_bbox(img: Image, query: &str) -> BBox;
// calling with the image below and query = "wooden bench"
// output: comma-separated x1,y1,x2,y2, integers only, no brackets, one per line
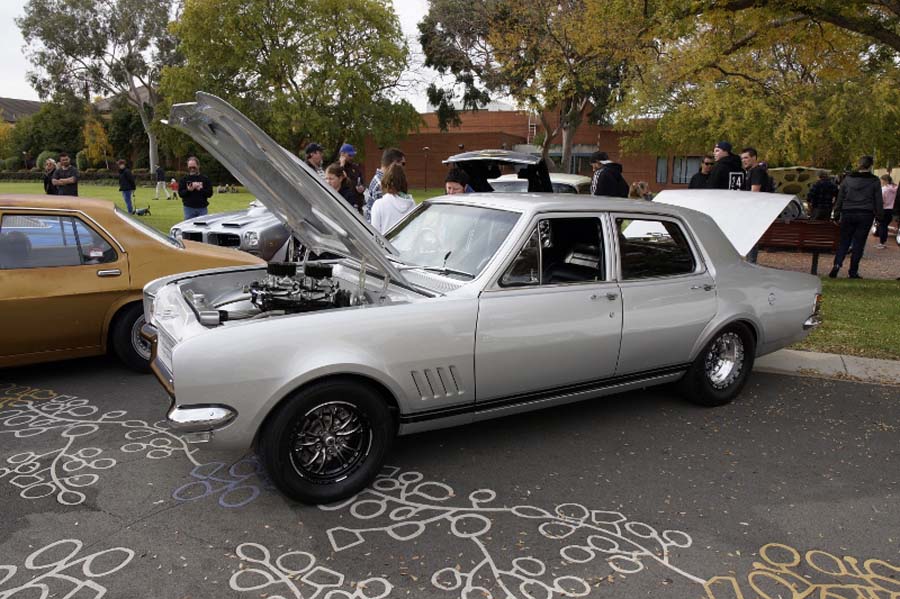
757,220,840,274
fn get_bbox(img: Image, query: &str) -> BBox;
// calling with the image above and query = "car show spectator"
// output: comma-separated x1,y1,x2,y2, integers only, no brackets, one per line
42,158,57,195
589,151,629,197
338,144,366,208
740,147,774,192
876,174,896,249
154,164,171,200
51,152,79,196
444,168,470,195
806,172,838,220
366,148,406,221
325,163,364,212
705,141,743,190
688,155,714,189
370,164,414,234
178,156,214,219
829,155,884,279
305,143,325,178
117,159,137,214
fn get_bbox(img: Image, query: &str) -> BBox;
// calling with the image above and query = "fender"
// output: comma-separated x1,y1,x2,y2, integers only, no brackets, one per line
689,309,763,361
101,292,143,351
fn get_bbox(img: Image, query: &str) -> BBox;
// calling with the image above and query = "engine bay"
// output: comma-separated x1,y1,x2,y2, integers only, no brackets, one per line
247,261,353,313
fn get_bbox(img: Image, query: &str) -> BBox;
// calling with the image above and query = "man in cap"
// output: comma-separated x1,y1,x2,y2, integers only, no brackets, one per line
589,151,629,197
705,141,744,190
338,143,366,209
304,143,325,178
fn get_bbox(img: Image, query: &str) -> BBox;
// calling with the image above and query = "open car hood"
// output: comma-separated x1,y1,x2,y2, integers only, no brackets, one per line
654,189,799,256
166,92,406,285
444,149,552,193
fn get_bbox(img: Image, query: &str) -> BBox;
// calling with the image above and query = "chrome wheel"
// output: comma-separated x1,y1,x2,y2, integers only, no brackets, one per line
289,401,372,483
704,332,744,390
130,315,151,361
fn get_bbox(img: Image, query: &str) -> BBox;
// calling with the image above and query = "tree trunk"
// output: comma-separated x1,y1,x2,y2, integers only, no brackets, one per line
124,74,159,172
559,97,587,174
538,111,559,172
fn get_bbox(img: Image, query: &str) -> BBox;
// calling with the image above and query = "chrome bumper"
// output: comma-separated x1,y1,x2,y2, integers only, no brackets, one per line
140,323,236,441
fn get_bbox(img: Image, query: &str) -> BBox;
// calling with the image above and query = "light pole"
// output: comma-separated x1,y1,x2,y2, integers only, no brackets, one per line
422,146,430,191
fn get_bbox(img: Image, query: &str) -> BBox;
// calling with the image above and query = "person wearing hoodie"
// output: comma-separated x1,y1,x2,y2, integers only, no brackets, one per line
370,163,415,234
589,151,629,197
705,141,744,190
875,174,896,249
828,155,883,279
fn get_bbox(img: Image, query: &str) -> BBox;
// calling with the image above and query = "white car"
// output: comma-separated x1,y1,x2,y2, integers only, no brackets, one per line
143,94,821,504
489,173,592,194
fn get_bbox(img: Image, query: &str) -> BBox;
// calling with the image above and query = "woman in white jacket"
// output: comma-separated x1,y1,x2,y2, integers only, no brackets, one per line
370,163,415,234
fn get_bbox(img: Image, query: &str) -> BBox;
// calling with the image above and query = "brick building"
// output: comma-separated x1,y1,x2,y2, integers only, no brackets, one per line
364,104,705,191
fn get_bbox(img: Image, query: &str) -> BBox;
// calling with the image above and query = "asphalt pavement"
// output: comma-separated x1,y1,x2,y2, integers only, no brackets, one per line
1,356,898,598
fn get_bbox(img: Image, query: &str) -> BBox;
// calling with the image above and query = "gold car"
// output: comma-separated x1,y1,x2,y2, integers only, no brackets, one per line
0,195,263,371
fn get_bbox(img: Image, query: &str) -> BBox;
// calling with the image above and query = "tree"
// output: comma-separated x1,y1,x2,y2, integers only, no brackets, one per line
613,2,900,167
0,122,13,159
9,98,85,159
82,111,113,169
17,0,178,173
420,0,633,172
159,0,419,161
107,98,148,165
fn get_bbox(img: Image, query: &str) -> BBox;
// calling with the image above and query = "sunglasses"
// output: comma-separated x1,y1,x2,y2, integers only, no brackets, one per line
703,162,714,166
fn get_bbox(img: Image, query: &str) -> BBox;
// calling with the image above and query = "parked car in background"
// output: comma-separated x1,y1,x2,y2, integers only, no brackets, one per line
142,94,822,505
443,149,554,192
489,172,592,194
0,195,263,371
170,199,291,262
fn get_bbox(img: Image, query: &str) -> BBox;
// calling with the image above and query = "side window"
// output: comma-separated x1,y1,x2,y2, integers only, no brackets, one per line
72,218,116,264
616,217,696,279
500,227,540,287
0,214,115,269
500,217,605,287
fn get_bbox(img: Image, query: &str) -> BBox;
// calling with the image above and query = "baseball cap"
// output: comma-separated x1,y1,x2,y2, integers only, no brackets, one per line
305,142,324,155
715,141,732,153
339,143,356,156
590,151,609,163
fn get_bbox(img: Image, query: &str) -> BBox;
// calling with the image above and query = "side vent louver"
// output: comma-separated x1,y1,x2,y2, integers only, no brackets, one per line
411,366,464,400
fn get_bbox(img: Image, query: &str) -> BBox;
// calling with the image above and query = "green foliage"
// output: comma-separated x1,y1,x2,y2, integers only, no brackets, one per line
9,98,85,157
614,1,900,168
161,0,419,162
0,123,13,158
107,98,146,162
76,150,88,171
4,157,22,171
36,150,57,169
83,114,113,167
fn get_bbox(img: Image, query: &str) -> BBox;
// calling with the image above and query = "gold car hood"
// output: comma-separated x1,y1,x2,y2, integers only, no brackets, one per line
166,92,407,286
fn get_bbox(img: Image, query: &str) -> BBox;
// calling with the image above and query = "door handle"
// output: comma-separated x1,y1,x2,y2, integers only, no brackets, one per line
690,284,715,291
606,292,619,301
97,269,121,277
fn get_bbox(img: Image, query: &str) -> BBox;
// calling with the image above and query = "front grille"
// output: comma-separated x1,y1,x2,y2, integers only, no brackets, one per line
209,232,241,247
182,232,203,242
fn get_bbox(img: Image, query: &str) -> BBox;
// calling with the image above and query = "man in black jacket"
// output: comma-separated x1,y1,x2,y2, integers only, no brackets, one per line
688,155,714,189
589,151,629,197
829,155,884,279
178,156,214,220
705,141,744,190
806,172,838,220
117,159,136,214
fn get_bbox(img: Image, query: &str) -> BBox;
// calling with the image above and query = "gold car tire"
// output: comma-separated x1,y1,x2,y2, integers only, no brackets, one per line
259,378,394,505
679,323,755,407
110,303,152,373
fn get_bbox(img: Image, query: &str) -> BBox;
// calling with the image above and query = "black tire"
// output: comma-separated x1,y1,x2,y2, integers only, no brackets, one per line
679,323,755,407
259,379,394,504
110,303,151,372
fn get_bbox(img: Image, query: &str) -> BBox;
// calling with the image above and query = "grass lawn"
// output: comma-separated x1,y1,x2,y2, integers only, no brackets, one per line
795,278,900,361
3,181,897,360
0,182,447,233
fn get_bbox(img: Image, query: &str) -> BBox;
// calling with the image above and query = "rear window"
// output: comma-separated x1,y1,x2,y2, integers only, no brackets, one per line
616,217,696,279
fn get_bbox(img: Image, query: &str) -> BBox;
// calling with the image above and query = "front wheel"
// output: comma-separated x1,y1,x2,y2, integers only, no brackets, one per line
111,303,151,372
679,323,755,407
259,379,394,504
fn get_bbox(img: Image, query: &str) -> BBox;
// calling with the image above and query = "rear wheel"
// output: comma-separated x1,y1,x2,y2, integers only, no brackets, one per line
260,379,393,504
111,303,151,372
679,323,755,407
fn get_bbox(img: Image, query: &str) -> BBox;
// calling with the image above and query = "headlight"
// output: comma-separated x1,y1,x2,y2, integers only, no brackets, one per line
243,231,259,247
170,227,182,240
143,293,156,326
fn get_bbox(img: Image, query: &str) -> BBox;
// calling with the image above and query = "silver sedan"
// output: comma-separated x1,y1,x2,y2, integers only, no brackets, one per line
142,93,822,504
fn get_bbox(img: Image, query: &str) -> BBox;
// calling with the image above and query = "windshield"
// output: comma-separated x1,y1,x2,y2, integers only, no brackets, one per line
386,203,520,279
115,208,183,248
